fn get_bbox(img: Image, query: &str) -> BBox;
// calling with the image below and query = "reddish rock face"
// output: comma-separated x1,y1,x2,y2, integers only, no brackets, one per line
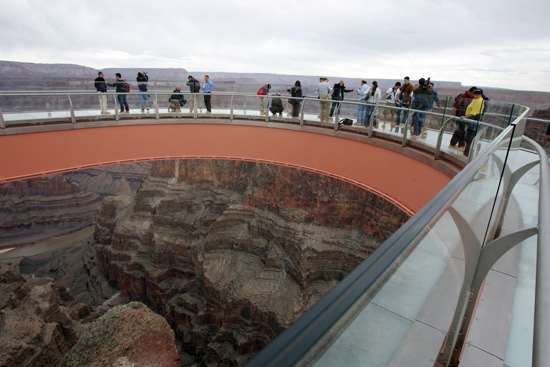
94,159,410,365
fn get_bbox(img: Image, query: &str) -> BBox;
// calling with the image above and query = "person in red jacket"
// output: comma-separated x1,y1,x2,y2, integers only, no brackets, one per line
449,86,476,149
257,83,271,116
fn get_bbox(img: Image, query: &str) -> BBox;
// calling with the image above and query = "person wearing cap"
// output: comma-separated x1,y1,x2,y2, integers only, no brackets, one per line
356,80,370,125
463,89,486,157
316,77,332,123
395,76,414,133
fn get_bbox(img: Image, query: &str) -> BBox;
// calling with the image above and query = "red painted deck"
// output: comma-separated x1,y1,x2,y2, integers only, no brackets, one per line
0,123,451,213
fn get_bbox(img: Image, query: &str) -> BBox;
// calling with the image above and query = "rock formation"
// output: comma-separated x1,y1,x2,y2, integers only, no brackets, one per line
94,159,410,365
0,163,150,244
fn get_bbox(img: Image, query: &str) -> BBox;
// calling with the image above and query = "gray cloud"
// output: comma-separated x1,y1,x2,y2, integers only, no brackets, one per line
1,0,550,90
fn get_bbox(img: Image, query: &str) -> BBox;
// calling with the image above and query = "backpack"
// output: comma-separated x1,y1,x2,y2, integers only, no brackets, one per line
121,81,130,93
257,86,266,96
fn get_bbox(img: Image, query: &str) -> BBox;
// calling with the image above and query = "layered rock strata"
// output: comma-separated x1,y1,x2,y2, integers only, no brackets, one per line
94,159,410,365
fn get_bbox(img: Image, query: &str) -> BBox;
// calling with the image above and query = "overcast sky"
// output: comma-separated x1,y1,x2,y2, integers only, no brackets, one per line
1,0,550,91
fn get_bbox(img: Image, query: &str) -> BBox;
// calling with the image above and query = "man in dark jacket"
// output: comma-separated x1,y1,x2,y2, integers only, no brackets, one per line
186,75,200,113
411,78,435,136
329,80,353,117
136,72,150,113
94,72,109,114
110,73,130,113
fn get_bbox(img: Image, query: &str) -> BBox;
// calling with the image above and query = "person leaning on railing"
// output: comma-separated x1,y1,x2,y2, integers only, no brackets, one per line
136,72,150,113
94,71,110,115
395,76,414,132
411,78,435,137
330,80,353,117
463,89,485,157
257,83,271,116
383,82,401,130
287,80,303,118
109,73,130,113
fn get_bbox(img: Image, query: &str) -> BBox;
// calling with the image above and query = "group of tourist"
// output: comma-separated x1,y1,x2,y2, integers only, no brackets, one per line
94,71,488,156
93,72,214,114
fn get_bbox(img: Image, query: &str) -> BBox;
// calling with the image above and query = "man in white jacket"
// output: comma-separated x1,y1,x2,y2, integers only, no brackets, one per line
356,80,370,125
364,81,382,127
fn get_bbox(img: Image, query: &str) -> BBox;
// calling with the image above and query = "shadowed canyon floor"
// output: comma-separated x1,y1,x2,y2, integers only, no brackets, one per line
0,159,410,366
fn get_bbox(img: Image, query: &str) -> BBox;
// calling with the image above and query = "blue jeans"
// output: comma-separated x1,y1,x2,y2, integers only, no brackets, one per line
117,94,129,112
395,106,410,132
357,104,367,124
364,105,375,127
412,110,426,135
138,93,150,110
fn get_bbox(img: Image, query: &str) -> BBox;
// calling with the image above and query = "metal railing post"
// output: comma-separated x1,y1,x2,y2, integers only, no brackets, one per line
154,93,159,119
265,96,271,122
67,94,76,126
401,105,412,146
334,102,340,131
435,97,450,159
0,108,5,129
299,99,305,127
193,94,198,119
230,94,234,122
113,93,119,121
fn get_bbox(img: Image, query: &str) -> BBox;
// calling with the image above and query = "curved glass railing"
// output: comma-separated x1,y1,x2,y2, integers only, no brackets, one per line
0,90,546,366
0,90,525,166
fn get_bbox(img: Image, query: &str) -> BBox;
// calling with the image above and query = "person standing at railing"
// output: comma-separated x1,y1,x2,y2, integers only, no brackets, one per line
201,75,214,113
94,72,110,115
186,75,201,113
110,73,130,113
364,81,381,127
257,83,271,116
330,80,353,117
287,80,303,117
356,80,370,125
382,82,401,130
411,78,435,137
395,76,414,133
316,77,332,123
463,89,485,157
136,72,150,113
450,87,476,150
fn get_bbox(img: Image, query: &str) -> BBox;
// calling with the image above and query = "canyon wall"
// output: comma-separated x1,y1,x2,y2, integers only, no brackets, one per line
94,159,410,365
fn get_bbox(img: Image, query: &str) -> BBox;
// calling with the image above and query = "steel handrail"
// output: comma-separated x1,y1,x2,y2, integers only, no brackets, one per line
0,90,511,133
522,136,550,367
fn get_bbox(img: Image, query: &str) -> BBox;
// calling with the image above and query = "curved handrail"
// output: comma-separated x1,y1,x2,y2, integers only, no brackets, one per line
522,136,550,367
245,105,532,366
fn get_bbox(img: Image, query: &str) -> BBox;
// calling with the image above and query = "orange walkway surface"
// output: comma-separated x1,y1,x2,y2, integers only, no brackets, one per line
0,123,451,213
